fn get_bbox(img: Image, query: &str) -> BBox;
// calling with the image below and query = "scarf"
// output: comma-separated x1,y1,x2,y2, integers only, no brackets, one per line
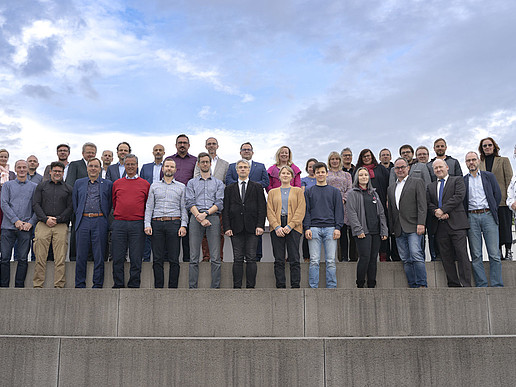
364,163,375,179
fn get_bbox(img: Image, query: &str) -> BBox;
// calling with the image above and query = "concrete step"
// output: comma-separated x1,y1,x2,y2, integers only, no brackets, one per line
1,288,515,338
6,260,516,288
1,335,515,386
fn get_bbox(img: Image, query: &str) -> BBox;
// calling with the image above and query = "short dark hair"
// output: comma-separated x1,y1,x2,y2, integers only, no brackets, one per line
117,142,131,152
56,144,70,152
197,152,211,161
176,134,190,143
379,148,391,157
312,162,327,173
50,161,65,171
240,142,253,151
87,158,101,167
305,158,318,173
434,138,446,146
399,144,414,155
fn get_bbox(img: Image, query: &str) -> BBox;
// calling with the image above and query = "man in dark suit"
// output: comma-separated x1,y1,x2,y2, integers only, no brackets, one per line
105,142,131,182
72,158,112,288
66,142,97,187
223,159,266,288
65,142,97,261
427,159,471,287
387,158,428,288
226,142,269,261
225,142,269,188
139,144,165,262
464,151,503,287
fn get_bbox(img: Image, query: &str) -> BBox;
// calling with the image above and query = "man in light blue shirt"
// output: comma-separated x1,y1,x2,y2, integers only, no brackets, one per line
463,151,503,287
186,152,224,288
0,160,38,287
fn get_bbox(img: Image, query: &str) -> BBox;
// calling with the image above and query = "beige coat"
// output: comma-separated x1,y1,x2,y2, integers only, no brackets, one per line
480,156,513,206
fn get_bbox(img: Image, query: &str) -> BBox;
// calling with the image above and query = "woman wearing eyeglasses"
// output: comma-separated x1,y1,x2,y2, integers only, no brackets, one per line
478,137,514,260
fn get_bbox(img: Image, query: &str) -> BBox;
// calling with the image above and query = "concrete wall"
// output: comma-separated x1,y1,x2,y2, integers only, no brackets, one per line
1,336,515,387
9,261,516,288
2,288,516,337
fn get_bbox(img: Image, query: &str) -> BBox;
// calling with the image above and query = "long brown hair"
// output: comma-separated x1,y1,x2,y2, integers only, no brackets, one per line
478,137,500,161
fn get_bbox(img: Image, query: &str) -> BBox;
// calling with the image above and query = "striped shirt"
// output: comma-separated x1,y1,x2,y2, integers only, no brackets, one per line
144,179,188,228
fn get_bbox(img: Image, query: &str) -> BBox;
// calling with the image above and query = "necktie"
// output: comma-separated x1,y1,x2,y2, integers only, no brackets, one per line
241,181,246,202
438,179,445,208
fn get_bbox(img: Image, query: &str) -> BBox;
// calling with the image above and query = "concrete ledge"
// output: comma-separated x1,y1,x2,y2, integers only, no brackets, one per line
2,288,516,338
0,289,119,336
325,336,516,387
305,288,490,337
58,337,324,387
11,261,516,289
0,336,59,386
117,289,305,337
2,336,515,386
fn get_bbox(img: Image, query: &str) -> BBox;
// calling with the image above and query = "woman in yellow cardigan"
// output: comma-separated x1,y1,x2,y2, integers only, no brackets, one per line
267,166,306,288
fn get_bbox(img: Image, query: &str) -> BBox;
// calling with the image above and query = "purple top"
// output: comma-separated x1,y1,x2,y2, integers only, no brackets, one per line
327,170,352,225
164,153,197,185
266,163,302,192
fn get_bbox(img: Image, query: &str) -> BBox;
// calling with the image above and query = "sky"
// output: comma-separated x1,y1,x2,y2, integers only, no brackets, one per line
1,0,516,174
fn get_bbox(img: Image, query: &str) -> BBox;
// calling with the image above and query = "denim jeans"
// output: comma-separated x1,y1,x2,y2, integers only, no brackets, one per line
111,219,145,288
188,214,221,289
1,229,31,287
308,227,337,288
396,231,427,288
467,212,503,287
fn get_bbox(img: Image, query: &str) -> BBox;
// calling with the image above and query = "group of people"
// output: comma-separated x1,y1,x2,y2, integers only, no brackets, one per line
0,135,515,289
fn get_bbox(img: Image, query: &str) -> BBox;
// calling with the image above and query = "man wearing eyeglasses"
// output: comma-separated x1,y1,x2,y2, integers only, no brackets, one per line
33,162,73,288
389,144,431,187
387,158,428,288
186,152,224,288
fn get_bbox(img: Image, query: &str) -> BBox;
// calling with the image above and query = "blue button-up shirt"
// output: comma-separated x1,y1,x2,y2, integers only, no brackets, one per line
185,175,224,213
84,179,101,213
144,179,188,228
468,171,489,210
0,179,38,229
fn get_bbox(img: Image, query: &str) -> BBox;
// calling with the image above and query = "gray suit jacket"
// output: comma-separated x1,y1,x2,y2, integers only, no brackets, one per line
65,159,87,187
387,176,427,237
194,157,229,185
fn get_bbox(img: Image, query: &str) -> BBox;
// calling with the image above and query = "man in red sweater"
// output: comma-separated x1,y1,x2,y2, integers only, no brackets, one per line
112,154,150,288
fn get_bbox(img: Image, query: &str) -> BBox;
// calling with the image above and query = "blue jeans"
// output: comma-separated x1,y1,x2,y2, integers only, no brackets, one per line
308,227,337,288
1,229,31,287
188,214,221,289
111,219,145,288
396,231,427,288
467,212,503,287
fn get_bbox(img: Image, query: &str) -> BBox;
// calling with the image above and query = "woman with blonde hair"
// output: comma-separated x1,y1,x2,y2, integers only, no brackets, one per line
266,146,301,192
267,165,305,288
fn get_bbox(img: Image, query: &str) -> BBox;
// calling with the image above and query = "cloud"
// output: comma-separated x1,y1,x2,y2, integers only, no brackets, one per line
198,105,215,120
21,84,56,99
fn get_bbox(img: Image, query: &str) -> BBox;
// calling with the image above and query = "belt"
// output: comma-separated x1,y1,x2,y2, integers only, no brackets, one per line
469,208,490,214
152,217,181,221
83,213,103,217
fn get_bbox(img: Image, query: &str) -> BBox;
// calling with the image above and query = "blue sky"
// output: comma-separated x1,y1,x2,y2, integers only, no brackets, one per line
1,0,516,172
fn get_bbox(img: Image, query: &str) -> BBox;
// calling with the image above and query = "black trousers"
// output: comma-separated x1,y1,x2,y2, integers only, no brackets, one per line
231,231,258,288
270,228,301,288
355,234,380,288
498,205,513,246
436,222,472,287
151,219,181,288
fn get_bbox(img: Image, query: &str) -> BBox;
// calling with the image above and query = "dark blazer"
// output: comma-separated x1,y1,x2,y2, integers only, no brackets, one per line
72,177,113,230
427,176,469,234
463,171,501,224
65,159,87,187
139,162,158,185
387,176,427,237
222,180,266,234
226,161,269,188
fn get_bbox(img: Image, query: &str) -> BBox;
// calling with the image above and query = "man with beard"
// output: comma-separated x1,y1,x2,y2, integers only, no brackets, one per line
427,138,463,182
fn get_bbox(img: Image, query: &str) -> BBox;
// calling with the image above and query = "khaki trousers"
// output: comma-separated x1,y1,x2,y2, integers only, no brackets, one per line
33,222,68,288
